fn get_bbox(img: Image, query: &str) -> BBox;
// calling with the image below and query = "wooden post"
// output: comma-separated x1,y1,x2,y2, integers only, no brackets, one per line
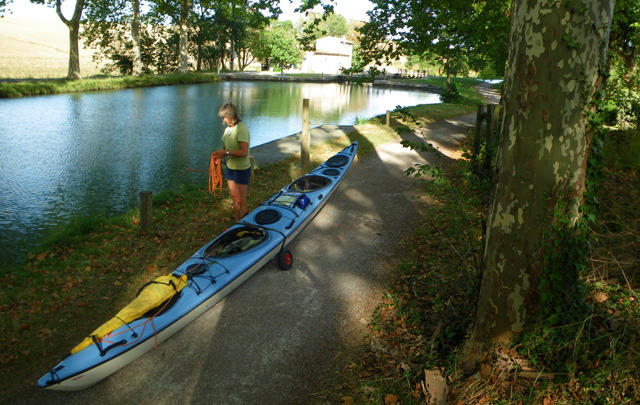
140,191,153,232
474,105,486,172
386,110,391,127
301,98,310,168
485,104,495,171
249,156,255,184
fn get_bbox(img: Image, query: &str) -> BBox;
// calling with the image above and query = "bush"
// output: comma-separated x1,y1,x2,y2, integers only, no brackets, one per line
439,83,482,105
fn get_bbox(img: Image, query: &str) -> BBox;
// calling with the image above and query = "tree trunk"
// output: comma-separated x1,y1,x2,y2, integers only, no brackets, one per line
178,0,190,74
56,0,85,80
462,0,615,366
131,0,143,77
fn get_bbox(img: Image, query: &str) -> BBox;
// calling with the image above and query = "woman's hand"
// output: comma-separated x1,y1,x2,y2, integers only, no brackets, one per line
213,149,227,159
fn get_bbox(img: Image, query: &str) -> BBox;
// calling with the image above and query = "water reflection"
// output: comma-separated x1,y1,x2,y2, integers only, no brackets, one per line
0,81,439,266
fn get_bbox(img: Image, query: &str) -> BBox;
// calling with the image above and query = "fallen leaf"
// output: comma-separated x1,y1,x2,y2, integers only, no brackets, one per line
385,393,400,404
478,395,490,405
423,369,448,405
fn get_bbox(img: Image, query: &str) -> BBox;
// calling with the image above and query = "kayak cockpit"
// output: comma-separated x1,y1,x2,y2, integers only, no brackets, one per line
205,226,268,258
287,175,331,193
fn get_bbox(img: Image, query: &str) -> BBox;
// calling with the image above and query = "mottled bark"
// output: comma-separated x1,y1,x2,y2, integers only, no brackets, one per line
465,0,615,358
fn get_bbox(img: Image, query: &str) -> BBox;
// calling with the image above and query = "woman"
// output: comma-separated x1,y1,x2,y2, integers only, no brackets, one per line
213,103,251,222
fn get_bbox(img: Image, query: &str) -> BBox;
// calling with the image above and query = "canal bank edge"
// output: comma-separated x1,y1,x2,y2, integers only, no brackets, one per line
220,72,443,93
250,124,357,169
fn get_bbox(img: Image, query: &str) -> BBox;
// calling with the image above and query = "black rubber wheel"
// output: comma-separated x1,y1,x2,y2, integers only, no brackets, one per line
277,248,293,271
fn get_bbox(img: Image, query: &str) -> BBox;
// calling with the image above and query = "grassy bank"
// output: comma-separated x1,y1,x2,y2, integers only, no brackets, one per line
0,81,481,400
0,72,220,98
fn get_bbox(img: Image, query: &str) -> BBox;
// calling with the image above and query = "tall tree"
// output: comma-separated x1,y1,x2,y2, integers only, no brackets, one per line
212,0,280,71
178,0,190,73
31,0,86,80
131,0,142,75
150,0,191,73
463,0,616,365
82,0,146,76
256,21,304,73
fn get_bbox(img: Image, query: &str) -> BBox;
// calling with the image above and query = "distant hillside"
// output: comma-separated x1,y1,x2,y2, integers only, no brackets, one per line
0,15,100,79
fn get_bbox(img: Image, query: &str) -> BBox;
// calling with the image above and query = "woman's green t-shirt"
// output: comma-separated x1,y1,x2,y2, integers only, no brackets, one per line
222,122,251,170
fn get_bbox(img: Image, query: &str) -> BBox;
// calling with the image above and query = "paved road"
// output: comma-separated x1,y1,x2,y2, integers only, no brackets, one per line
15,84,498,405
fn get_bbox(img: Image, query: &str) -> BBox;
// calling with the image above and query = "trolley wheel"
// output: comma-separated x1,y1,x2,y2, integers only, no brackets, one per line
277,248,293,271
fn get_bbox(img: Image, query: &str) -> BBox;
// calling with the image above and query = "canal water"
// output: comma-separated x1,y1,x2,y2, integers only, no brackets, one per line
0,80,440,266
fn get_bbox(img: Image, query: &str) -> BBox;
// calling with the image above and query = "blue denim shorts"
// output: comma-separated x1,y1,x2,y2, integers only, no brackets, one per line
224,167,251,185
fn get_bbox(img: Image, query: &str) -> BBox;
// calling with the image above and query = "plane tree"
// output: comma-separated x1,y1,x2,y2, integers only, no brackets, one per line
81,0,150,76
253,21,304,73
461,0,616,367
211,0,279,71
29,0,87,80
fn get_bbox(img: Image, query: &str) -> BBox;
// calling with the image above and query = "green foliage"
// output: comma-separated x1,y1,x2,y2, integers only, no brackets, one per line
401,140,446,184
81,15,182,75
358,0,510,81
539,209,591,326
394,105,417,122
341,44,367,76
298,11,350,49
259,22,304,70
605,59,640,128
439,82,483,105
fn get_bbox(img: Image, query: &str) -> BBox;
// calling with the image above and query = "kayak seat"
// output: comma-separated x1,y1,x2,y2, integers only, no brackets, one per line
287,175,331,193
205,227,267,257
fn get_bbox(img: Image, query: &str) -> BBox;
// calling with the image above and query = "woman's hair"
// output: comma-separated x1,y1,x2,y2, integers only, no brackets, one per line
218,103,240,125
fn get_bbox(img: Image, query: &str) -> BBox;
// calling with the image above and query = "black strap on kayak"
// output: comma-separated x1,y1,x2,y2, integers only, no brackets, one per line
136,278,178,297
45,365,65,386
187,260,230,295
115,316,138,338
92,335,127,357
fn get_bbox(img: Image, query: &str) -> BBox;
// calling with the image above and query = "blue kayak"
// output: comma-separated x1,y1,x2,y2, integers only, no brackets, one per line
37,142,358,391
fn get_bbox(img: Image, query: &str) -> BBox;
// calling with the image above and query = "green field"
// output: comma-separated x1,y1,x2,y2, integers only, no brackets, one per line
0,15,102,79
